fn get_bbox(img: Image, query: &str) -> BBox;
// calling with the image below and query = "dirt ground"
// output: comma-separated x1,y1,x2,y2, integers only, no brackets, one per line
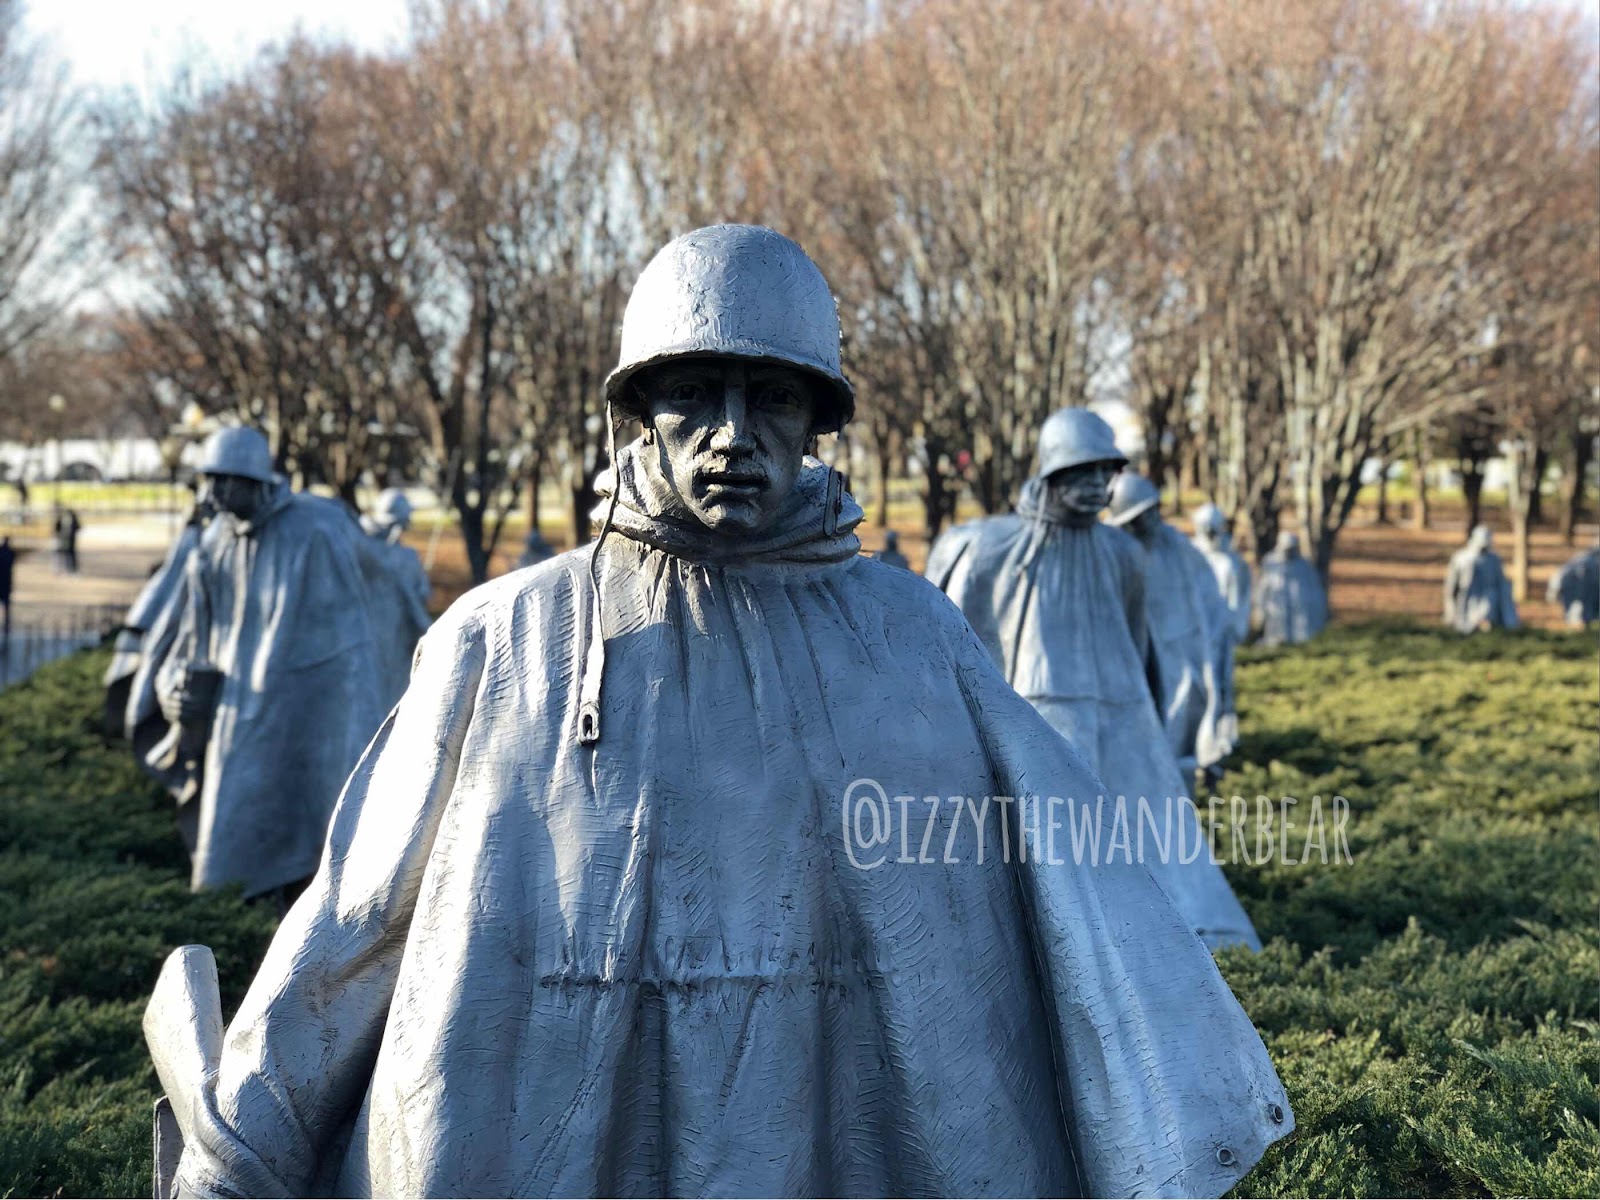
412,495,1598,632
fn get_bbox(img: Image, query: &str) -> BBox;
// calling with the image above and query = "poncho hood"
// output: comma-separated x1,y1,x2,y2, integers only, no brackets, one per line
1014,474,1098,529
592,439,862,566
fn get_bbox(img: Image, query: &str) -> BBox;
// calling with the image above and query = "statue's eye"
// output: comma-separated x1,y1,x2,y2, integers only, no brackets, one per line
668,380,709,406
758,383,803,409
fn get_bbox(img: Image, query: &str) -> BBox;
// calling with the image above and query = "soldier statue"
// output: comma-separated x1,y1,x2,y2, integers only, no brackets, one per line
1443,524,1519,633
928,410,1257,948
148,229,1289,1199
1107,474,1237,777
357,488,432,710
131,427,382,899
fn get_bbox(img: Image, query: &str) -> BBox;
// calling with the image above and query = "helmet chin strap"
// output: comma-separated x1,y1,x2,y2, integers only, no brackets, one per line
577,403,623,746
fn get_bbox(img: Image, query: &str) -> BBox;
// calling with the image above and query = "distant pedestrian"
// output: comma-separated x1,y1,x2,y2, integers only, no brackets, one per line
0,535,13,640
65,508,81,573
53,507,81,574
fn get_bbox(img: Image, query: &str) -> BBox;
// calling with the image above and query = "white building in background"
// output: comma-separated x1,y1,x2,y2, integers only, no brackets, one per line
0,437,207,482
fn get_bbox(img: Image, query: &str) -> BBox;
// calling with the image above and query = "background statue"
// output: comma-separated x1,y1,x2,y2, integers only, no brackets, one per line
928,409,1257,949
1191,502,1252,643
356,488,433,711
104,488,214,738
874,528,909,569
1443,524,1519,633
1107,473,1237,776
132,427,382,900
1546,546,1599,627
516,526,555,569
1255,532,1330,646
152,227,1289,1199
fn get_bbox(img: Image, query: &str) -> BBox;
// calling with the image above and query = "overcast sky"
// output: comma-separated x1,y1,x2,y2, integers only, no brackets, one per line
24,0,411,96
27,0,1599,100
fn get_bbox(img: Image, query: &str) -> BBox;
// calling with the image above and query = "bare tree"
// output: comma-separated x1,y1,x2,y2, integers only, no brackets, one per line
0,0,90,366
96,42,434,501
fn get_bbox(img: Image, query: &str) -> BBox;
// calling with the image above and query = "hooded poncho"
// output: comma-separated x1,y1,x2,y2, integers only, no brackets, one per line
1127,521,1236,773
1193,532,1252,644
175,444,1289,1198
353,531,432,712
105,518,203,737
1547,547,1599,627
1255,541,1328,647
925,480,1257,951
1444,535,1519,633
134,481,383,896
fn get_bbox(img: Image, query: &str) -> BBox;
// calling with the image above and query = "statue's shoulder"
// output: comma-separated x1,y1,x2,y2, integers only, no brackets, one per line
277,493,367,553
930,513,1024,561
1093,520,1143,563
848,550,993,642
447,545,591,618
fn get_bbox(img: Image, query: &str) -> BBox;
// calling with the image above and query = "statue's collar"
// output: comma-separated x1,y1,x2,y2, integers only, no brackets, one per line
591,439,862,566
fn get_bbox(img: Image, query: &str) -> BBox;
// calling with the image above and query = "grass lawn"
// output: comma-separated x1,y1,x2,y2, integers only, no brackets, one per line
0,624,1595,1196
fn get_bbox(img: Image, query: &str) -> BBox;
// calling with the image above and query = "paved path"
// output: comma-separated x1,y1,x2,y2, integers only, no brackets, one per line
2,515,182,688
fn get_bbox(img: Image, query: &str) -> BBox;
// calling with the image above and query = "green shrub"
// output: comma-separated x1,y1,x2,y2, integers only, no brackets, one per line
0,653,275,1198
0,624,1595,1196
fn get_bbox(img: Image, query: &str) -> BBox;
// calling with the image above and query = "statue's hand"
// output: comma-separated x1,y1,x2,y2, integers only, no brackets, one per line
159,665,222,728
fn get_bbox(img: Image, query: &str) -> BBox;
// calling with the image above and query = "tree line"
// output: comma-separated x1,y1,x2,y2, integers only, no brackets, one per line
1,0,1595,587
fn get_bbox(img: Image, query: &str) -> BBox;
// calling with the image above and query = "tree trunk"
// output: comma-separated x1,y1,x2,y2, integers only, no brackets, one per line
876,434,892,529
527,456,542,535
457,502,489,585
1505,441,1534,603
1461,461,1486,531
1374,437,1391,524
1412,425,1431,531
1561,428,1594,545
1527,445,1549,526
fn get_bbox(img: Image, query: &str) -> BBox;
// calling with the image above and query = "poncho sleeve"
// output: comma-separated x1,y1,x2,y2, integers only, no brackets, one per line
175,601,489,1198
924,522,980,590
940,607,1293,1196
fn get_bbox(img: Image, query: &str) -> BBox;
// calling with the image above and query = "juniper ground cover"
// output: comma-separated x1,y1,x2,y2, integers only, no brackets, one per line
1,625,1595,1196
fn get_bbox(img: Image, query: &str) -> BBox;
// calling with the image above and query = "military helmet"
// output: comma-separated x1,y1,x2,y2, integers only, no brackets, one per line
197,427,273,483
1036,408,1128,478
1192,502,1227,539
373,488,413,527
1105,472,1162,526
604,224,855,435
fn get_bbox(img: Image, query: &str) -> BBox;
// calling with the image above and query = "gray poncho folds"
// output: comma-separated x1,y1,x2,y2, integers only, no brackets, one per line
1133,521,1237,773
1255,534,1329,647
353,532,432,712
1443,528,1519,633
176,446,1290,1198
134,481,383,896
927,480,1258,951
1193,530,1252,644
105,518,203,737
1547,547,1599,627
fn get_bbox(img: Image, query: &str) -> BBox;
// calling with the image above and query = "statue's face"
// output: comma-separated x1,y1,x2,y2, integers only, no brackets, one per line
206,473,264,520
1045,460,1119,516
641,357,816,536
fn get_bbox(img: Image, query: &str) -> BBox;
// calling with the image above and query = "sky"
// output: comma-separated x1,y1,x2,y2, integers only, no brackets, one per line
23,0,412,96
26,0,1600,97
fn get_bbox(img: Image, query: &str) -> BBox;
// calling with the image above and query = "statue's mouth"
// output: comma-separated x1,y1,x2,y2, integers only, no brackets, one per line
697,468,768,499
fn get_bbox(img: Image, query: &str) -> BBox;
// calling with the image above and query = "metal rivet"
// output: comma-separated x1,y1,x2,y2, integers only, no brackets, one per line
1270,1103,1285,1124
1217,1148,1236,1167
